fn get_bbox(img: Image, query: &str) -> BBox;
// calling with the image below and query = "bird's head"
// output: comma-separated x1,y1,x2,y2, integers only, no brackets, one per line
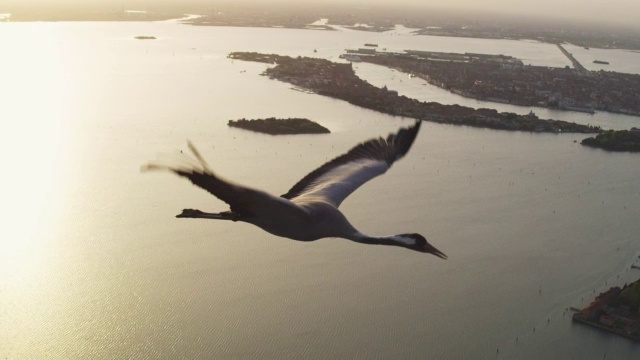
397,233,447,259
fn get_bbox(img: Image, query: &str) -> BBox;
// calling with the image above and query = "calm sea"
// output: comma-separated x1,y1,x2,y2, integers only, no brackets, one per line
1,20,640,359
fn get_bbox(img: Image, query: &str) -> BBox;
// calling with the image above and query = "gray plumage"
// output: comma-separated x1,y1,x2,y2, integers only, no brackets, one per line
143,120,446,258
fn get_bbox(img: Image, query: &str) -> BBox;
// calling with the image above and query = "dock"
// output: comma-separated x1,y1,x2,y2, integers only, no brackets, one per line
556,43,588,73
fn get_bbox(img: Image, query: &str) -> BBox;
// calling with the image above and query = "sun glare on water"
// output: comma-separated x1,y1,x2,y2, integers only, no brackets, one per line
0,23,76,276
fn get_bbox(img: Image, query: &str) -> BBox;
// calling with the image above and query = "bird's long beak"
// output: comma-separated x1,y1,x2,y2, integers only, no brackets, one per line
431,249,449,260
425,244,447,260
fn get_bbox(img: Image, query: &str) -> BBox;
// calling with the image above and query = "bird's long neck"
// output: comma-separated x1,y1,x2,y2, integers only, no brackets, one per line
348,232,415,248
347,231,447,258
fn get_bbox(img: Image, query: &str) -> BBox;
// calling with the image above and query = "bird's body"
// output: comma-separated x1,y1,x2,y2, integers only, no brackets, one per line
143,121,446,258
249,199,354,241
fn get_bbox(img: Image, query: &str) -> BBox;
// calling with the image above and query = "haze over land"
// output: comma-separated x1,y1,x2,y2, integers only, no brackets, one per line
2,0,640,31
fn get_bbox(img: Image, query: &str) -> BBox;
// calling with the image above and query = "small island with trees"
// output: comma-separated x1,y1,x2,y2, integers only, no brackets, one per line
573,277,640,341
227,117,330,135
134,36,156,40
581,129,640,152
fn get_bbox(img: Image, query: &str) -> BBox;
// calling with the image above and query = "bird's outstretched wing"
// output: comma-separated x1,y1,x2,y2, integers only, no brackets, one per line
281,121,421,207
142,142,277,217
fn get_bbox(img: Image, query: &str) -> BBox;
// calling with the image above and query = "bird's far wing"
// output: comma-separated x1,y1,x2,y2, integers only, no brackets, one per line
142,142,276,217
281,121,421,207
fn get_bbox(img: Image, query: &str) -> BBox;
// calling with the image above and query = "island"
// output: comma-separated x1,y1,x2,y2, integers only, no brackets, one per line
581,129,640,152
573,278,640,341
134,36,156,40
229,52,600,134
227,118,330,135
348,49,640,117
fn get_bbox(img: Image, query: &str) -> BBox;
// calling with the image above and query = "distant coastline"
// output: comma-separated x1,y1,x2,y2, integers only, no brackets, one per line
2,9,179,22
2,4,639,50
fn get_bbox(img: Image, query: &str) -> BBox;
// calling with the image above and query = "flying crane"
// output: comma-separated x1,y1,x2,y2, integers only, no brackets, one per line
143,121,446,258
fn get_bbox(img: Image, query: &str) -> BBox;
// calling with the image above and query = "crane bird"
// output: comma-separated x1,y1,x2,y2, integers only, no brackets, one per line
143,120,446,258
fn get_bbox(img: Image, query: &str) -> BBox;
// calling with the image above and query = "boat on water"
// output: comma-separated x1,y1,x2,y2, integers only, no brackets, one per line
593,60,610,65
561,105,596,114
339,54,362,62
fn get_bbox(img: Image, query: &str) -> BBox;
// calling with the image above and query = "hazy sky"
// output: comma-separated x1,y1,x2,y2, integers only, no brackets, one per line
4,0,640,28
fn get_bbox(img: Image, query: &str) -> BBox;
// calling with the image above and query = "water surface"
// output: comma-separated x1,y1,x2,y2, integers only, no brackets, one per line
1,21,640,359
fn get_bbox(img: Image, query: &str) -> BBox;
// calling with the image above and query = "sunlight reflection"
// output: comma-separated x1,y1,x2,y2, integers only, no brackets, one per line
0,23,74,276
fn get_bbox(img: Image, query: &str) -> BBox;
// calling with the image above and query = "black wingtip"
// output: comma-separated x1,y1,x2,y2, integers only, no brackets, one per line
390,120,422,159
280,121,423,200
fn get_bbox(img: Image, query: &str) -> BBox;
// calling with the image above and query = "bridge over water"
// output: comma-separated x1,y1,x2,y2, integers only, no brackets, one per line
556,43,588,73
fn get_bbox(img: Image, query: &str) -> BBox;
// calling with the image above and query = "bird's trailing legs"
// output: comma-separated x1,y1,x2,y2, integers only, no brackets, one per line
176,209,240,221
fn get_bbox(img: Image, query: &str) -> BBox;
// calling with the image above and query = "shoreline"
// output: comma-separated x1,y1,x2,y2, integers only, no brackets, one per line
572,315,640,342
230,52,600,135
572,279,640,342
